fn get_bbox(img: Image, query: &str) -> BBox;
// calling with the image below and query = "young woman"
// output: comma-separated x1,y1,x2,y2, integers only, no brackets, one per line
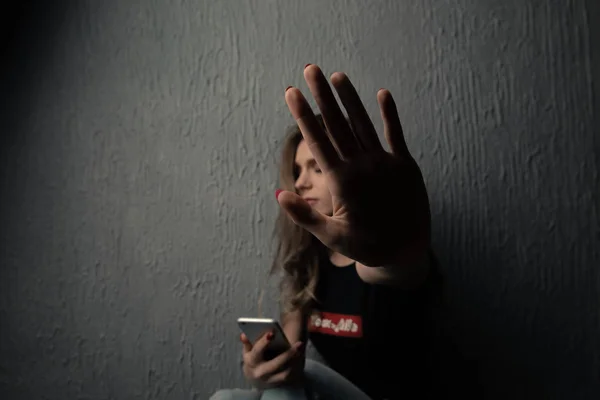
211,64,441,400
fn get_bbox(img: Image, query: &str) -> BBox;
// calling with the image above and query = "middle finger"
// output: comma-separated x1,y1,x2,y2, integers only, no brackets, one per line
331,72,383,153
304,65,360,160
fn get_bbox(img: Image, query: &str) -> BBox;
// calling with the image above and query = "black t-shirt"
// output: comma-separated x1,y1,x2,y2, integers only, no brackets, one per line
308,253,440,400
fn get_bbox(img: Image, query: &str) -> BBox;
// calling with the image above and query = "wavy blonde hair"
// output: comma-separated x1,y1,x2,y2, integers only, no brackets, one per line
269,115,328,314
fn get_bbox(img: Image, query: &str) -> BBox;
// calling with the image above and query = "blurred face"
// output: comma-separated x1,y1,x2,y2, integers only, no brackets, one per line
294,139,333,216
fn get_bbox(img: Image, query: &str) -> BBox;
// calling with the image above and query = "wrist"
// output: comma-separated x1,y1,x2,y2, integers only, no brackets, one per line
389,246,429,271
405,250,430,283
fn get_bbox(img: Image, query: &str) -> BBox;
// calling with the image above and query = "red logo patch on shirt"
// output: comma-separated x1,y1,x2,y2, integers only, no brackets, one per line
308,311,363,338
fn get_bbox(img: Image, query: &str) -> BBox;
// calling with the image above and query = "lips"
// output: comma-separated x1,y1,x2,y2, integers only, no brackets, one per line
304,198,318,204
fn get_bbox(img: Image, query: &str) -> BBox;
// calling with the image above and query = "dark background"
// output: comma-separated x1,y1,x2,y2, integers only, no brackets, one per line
1,0,598,398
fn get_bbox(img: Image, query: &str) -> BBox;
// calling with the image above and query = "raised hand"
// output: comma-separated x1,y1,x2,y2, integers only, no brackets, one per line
278,65,431,267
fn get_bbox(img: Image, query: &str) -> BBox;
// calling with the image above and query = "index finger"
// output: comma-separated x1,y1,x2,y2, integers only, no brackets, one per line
240,333,252,353
285,87,340,173
247,330,273,364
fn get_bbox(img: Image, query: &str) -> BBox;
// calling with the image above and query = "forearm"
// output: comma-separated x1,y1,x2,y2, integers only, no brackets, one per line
281,308,308,344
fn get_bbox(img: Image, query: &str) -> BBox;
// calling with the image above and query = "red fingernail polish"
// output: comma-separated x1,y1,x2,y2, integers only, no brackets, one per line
266,332,274,341
286,86,292,92
275,189,283,200
304,63,312,69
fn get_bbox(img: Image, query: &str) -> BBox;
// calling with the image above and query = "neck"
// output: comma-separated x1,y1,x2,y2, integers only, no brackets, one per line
329,251,355,267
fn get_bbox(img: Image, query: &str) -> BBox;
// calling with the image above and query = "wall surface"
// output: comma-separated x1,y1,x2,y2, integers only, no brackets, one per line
1,0,598,399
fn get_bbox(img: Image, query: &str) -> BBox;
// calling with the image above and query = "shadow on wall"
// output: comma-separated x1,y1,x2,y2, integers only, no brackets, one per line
0,0,76,158
431,198,596,399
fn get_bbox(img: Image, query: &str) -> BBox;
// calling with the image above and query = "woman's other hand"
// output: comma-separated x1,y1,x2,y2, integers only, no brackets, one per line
241,332,305,389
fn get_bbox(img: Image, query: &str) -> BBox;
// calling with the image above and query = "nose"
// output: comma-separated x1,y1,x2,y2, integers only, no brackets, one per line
294,170,311,192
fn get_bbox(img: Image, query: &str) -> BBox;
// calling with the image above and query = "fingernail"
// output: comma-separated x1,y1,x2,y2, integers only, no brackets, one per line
304,63,312,69
266,332,274,341
285,86,293,92
294,342,305,352
275,189,283,200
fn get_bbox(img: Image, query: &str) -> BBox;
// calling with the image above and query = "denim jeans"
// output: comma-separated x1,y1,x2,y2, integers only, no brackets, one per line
209,359,372,400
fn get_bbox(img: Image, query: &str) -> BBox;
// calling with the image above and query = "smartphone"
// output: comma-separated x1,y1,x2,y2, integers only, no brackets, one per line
237,317,291,359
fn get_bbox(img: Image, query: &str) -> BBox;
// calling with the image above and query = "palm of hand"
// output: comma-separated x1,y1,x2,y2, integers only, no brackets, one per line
280,65,431,267
327,152,430,266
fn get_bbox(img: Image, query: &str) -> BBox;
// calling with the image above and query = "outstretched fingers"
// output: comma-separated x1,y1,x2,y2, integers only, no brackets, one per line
331,72,383,153
377,89,411,158
285,87,341,173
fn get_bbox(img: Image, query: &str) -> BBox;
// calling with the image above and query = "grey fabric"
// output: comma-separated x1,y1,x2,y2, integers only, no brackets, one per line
210,389,262,400
210,359,372,400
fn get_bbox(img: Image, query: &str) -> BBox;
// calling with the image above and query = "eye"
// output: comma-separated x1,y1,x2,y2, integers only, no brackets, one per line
315,167,322,174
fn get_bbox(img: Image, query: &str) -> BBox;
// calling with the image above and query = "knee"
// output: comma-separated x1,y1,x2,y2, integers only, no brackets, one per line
209,389,236,400
209,388,260,400
303,359,325,374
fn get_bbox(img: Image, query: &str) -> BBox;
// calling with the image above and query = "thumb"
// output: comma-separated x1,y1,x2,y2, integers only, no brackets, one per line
276,190,327,235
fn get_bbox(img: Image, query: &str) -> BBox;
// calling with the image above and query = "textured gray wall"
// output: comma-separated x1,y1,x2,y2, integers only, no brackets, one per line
1,0,598,399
